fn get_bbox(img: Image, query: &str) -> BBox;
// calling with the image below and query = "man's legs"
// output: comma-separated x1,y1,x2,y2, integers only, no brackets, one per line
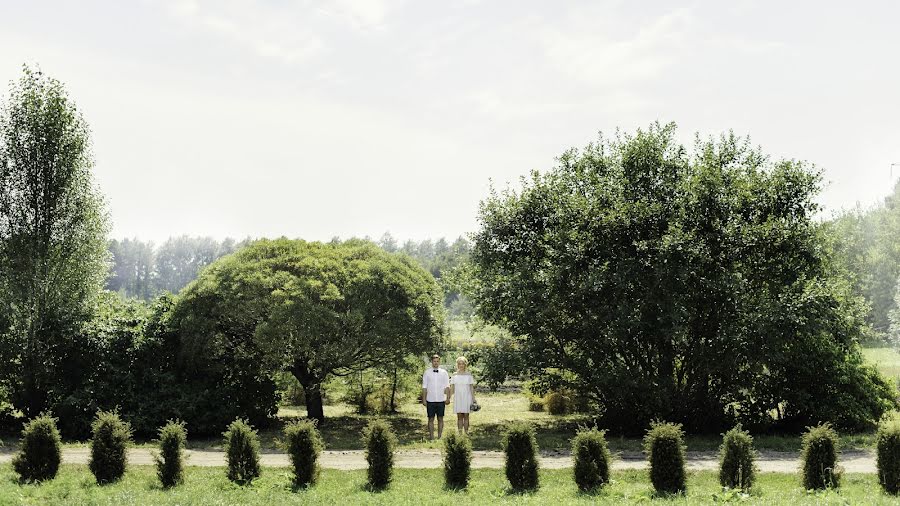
427,414,435,440
437,415,444,438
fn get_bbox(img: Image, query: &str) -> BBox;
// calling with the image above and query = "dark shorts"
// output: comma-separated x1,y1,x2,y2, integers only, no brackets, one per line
426,401,446,418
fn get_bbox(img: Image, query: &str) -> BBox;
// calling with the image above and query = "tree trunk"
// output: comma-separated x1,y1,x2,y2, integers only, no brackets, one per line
389,366,398,413
291,362,325,426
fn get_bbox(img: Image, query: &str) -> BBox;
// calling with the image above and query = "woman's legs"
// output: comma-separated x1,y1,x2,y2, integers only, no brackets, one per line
457,413,464,432
462,413,470,433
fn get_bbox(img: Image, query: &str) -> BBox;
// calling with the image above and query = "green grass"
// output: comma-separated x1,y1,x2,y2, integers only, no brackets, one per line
863,346,900,383
0,466,893,505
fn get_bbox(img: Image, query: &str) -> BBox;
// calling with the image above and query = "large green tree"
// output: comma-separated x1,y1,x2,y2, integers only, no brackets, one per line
468,123,895,433
173,238,444,424
0,66,109,417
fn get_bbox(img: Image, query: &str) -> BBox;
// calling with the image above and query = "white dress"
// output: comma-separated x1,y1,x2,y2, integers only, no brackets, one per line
451,373,474,414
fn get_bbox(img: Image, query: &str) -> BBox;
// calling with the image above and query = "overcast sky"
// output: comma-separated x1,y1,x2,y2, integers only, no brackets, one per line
1,0,899,244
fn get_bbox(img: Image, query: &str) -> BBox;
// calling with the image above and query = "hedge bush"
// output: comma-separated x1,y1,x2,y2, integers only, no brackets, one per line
527,396,545,412
546,391,571,415
224,418,261,485
284,420,324,487
443,430,472,490
800,423,841,490
89,410,133,484
154,420,187,488
718,424,756,491
572,428,611,492
503,421,539,491
12,414,62,483
644,421,687,495
878,414,900,494
364,419,397,490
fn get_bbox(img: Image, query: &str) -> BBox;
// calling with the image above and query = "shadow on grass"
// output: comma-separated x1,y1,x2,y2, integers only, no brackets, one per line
503,486,539,496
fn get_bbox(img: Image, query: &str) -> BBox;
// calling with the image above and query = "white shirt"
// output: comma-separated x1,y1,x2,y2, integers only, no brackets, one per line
422,367,450,402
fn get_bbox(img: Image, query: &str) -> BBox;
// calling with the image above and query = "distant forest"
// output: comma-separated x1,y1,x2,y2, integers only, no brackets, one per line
106,233,473,318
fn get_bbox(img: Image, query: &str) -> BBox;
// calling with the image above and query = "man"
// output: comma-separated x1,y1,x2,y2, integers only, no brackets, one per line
421,354,450,440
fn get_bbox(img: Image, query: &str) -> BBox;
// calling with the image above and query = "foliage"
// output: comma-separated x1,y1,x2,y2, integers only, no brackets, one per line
154,420,187,488
644,421,687,495
174,238,445,424
0,65,109,420
800,423,841,490
471,327,525,390
443,430,472,489
831,181,900,342
572,428,611,492
88,410,132,484
12,413,62,483
467,122,898,433
876,413,900,494
546,391,573,416
718,424,756,491
527,395,545,412
224,418,261,485
364,419,396,490
283,420,324,487
502,421,540,491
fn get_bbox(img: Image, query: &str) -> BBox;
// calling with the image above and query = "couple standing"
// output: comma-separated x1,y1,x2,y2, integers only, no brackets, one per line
421,354,476,440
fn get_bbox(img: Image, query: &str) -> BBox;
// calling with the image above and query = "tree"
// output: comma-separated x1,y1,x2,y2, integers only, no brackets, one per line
173,238,445,424
468,123,896,433
0,66,109,418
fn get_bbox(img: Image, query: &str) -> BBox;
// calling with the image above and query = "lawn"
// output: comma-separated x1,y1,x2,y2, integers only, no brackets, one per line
0,466,893,505
863,346,900,384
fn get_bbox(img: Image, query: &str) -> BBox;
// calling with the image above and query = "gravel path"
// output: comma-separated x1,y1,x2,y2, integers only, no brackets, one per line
0,449,876,472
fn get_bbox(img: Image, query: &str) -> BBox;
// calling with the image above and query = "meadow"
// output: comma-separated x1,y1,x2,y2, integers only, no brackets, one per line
2,467,895,506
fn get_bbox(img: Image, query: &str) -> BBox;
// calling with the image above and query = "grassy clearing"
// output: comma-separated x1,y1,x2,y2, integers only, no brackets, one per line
863,346,900,384
0,466,893,505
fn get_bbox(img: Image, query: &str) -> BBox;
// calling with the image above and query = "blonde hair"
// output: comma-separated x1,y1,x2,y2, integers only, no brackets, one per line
456,356,468,367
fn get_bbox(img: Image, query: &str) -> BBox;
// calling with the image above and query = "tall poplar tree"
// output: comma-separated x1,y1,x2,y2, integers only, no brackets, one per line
0,66,109,417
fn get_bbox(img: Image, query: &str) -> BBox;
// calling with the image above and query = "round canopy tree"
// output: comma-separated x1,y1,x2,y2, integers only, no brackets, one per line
468,123,896,433
173,238,445,424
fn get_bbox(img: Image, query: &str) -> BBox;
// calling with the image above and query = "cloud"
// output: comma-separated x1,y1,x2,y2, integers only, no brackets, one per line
539,6,695,88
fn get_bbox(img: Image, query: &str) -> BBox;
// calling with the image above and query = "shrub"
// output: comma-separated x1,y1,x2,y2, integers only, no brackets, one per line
284,420,324,487
12,413,62,483
800,423,841,490
718,424,756,491
364,419,396,490
224,418,261,485
546,391,572,415
527,395,545,412
877,414,900,494
89,410,133,484
154,420,187,488
644,421,687,495
572,428,611,492
503,421,540,491
443,431,472,489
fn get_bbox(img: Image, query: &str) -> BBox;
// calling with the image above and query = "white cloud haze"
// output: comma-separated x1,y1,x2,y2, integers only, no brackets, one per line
0,0,898,243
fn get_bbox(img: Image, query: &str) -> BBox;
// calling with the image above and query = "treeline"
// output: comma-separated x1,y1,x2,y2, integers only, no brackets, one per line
107,234,473,317
831,180,900,342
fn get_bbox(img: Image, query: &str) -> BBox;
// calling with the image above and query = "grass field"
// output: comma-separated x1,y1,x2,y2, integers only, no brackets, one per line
863,346,900,383
0,466,893,505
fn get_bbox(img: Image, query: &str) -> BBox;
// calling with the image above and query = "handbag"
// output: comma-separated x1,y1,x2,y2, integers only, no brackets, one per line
469,401,481,412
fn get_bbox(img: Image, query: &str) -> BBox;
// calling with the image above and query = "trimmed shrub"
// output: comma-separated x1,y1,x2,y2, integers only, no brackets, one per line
546,391,572,415
284,420,324,487
224,418,261,485
154,420,187,488
877,414,900,494
644,421,687,495
572,428,611,492
89,410,133,484
364,419,396,490
12,414,62,483
718,424,756,491
527,396,545,412
800,423,841,490
443,430,472,489
503,421,540,491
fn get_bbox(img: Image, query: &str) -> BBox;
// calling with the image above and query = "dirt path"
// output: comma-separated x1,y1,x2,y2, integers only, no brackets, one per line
0,449,876,472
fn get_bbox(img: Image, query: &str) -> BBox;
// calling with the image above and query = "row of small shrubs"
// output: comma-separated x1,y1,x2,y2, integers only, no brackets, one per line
11,413,900,496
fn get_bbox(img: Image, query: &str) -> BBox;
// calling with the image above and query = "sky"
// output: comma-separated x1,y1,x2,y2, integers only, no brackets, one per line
1,0,899,244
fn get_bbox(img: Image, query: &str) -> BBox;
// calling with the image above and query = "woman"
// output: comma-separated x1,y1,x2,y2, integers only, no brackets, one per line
450,356,476,434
